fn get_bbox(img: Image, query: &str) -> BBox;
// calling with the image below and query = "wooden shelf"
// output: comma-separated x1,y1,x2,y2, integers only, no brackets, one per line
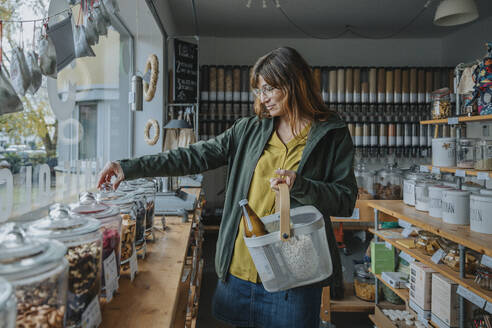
331,200,396,223
374,273,409,303
420,114,492,125
369,228,492,304
367,200,492,257
423,165,492,178
368,314,377,326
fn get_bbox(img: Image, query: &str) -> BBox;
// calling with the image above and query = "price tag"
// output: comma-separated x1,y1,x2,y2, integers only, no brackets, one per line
385,241,393,250
477,172,490,181
447,117,459,125
130,248,138,281
81,297,102,328
431,248,446,264
103,251,119,302
481,255,492,269
455,169,466,178
398,219,412,229
420,165,430,173
432,167,441,174
399,251,415,263
485,302,492,314
402,227,414,238
457,285,486,308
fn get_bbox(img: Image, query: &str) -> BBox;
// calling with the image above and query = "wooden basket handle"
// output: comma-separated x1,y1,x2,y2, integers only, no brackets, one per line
279,183,291,242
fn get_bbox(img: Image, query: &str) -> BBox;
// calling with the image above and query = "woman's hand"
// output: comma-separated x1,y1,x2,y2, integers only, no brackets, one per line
270,169,296,191
97,161,125,190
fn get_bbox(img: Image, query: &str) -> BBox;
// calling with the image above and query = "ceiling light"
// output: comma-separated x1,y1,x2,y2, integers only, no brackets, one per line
434,0,479,26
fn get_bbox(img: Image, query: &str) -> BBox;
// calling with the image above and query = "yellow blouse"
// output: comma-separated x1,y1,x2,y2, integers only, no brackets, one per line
229,124,310,283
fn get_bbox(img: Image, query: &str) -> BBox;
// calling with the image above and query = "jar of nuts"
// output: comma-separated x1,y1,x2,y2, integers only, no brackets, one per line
0,277,16,328
0,224,68,328
126,179,157,241
355,161,375,200
353,264,376,302
70,193,122,301
27,205,102,328
431,88,452,119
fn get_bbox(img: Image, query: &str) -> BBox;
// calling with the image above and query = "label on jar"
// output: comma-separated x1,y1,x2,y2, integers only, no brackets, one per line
412,136,419,147
362,136,370,146
431,248,445,264
355,136,363,147
371,136,378,146
399,251,415,263
81,297,102,328
404,136,412,147
457,285,486,308
130,248,138,281
379,136,387,146
419,136,427,147
455,169,466,178
481,255,492,269
103,251,119,301
200,91,209,101
477,172,490,181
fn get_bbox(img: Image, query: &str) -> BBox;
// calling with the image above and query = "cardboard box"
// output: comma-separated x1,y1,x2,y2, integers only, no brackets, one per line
371,242,396,274
382,271,409,289
431,274,459,328
410,262,436,311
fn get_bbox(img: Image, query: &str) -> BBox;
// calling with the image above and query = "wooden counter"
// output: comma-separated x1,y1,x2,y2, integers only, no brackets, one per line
101,188,202,328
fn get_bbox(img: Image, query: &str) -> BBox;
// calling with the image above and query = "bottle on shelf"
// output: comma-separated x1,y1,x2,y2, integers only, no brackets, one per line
239,199,267,237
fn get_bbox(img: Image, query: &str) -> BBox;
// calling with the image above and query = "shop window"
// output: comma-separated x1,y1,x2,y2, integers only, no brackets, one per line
0,0,133,221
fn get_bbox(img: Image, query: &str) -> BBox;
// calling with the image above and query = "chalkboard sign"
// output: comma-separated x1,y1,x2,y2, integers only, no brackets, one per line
173,39,198,103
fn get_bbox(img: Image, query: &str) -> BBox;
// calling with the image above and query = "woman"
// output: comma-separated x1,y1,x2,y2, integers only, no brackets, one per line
98,47,357,328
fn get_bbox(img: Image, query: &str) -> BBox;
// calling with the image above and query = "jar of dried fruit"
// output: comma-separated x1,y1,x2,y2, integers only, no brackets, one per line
27,205,102,328
0,224,68,328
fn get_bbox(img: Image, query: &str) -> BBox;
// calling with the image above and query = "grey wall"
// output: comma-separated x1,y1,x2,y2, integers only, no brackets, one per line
442,18,492,66
199,37,444,66
119,1,165,158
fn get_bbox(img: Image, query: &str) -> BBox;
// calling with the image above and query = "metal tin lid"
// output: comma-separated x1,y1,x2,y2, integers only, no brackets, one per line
462,184,483,192
442,189,471,197
29,205,101,239
428,184,452,192
470,193,492,202
0,224,66,276
0,277,13,311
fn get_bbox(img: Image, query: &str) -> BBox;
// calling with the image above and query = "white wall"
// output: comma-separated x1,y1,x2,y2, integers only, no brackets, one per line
119,1,165,158
442,18,492,66
199,37,444,66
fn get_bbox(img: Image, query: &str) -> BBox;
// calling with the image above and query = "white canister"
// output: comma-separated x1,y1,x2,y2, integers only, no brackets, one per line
470,194,492,234
432,138,456,167
415,181,432,212
441,190,470,225
403,179,417,206
428,185,451,218
480,189,492,196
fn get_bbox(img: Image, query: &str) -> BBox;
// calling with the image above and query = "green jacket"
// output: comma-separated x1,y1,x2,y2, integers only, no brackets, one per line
120,114,357,295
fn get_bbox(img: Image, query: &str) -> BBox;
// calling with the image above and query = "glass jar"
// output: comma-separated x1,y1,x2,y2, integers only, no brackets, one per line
403,172,428,206
102,197,137,275
443,246,480,274
474,140,492,170
117,185,147,253
474,265,492,291
70,193,122,299
461,93,478,117
431,88,451,119
0,277,16,328
27,206,102,328
457,138,478,168
128,179,157,241
374,162,403,200
355,162,375,200
353,264,376,302
415,231,440,255
0,224,68,328
415,180,433,212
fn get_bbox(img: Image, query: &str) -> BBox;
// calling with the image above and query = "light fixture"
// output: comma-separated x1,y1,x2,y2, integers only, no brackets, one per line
246,0,281,8
434,0,479,26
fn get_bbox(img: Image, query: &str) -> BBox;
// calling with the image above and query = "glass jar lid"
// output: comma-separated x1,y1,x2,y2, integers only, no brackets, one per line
0,277,13,310
96,189,126,203
103,195,135,209
71,193,109,215
29,204,101,239
0,224,66,276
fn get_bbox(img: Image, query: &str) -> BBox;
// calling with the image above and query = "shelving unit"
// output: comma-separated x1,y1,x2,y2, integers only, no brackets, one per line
420,114,492,125
374,273,409,303
366,200,492,328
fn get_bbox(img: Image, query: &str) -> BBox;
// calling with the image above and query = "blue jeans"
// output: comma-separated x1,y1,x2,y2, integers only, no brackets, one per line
212,274,322,328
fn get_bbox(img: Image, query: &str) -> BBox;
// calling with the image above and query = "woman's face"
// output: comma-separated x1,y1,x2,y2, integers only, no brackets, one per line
257,76,284,117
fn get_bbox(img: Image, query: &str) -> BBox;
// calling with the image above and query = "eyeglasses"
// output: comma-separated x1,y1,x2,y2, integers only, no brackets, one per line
252,84,277,98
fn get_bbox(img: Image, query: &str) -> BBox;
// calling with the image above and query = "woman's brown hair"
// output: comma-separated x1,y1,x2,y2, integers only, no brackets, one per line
251,47,336,136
